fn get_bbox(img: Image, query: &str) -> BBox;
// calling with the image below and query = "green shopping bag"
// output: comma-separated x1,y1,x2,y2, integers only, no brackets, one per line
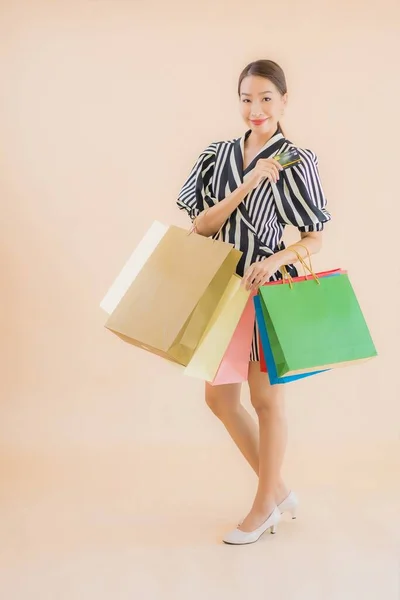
258,272,377,378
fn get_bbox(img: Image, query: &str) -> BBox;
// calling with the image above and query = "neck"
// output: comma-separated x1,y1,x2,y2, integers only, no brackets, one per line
246,125,280,148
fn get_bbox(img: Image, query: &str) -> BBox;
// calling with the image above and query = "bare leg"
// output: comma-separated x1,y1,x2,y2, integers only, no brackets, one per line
205,377,289,506
205,381,259,472
238,362,288,532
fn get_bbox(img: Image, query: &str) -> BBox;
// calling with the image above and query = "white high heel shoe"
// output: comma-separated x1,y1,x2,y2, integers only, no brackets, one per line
278,491,298,519
237,491,298,526
223,506,281,545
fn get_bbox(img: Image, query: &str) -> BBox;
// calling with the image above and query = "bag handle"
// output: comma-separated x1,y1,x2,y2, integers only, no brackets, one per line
285,249,320,286
286,243,313,279
280,264,294,288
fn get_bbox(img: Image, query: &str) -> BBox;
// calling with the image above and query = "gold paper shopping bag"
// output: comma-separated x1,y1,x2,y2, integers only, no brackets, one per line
103,224,242,365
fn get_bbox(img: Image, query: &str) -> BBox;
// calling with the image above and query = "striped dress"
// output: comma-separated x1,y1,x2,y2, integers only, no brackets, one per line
177,127,331,362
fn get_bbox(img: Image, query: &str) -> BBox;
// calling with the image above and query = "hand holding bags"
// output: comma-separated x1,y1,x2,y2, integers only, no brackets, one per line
256,251,377,382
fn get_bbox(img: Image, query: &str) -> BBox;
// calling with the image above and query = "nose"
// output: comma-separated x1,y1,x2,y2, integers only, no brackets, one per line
249,102,264,117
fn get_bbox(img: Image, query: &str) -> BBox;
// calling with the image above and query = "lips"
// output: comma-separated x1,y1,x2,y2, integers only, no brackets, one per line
251,119,268,126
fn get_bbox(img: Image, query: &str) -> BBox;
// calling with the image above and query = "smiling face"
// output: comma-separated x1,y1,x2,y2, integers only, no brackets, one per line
239,75,288,137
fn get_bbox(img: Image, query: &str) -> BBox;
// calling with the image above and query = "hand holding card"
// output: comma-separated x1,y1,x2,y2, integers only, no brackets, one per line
243,157,283,189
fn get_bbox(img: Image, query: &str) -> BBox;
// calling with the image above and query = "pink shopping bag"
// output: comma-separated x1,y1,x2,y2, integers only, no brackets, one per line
209,292,256,386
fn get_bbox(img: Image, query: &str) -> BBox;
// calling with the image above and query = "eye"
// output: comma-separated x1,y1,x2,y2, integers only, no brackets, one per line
262,97,272,102
242,99,250,103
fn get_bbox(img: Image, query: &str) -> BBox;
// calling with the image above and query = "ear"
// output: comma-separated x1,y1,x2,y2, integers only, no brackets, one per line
282,92,288,108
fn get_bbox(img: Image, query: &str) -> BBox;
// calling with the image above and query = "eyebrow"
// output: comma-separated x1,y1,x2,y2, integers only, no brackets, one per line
240,91,274,96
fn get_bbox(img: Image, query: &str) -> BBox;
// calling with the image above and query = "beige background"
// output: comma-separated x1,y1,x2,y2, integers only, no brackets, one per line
1,0,399,598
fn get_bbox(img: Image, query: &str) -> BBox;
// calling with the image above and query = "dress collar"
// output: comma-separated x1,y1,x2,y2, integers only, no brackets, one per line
238,126,285,175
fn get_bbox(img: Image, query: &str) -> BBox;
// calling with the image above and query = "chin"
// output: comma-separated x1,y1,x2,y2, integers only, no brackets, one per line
248,120,276,133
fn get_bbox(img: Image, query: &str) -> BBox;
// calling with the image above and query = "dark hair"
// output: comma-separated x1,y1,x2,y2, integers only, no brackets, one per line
238,60,287,96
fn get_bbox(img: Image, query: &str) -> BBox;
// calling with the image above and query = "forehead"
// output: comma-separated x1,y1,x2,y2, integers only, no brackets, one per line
240,75,276,95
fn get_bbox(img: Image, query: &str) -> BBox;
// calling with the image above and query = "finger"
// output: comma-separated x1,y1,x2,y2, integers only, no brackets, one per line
266,171,278,184
246,270,258,290
261,165,280,183
259,275,271,287
248,280,258,291
249,271,267,290
252,172,265,187
246,277,256,291
252,275,266,289
268,164,280,182
244,264,257,280
257,168,276,185
242,266,255,287
259,162,279,175
246,269,261,290
260,158,283,174
257,268,273,286
271,158,284,171
250,280,262,291
260,158,281,169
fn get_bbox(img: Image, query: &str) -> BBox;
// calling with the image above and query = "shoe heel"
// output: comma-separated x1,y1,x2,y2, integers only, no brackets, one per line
270,524,277,534
290,509,297,520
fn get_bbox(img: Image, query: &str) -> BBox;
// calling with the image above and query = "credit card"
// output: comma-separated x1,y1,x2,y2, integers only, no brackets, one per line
274,148,301,169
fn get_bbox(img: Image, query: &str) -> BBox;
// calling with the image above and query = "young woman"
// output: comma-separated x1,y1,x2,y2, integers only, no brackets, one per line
176,59,331,545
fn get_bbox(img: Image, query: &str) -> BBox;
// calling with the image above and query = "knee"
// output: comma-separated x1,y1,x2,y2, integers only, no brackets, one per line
205,388,240,420
250,390,285,417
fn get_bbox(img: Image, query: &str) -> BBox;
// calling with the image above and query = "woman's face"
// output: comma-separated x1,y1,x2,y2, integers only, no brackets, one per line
239,75,287,136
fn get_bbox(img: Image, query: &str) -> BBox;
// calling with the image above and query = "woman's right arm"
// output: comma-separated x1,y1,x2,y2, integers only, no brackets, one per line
194,158,283,237
194,180,253,237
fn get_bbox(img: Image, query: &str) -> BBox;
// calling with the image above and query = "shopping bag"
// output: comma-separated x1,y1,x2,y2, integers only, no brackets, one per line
183,275,251,381
210,291,255,385
101,222,242,365
100,220,168,314
255,296,326,384
258,270,377,378
257,269,344,384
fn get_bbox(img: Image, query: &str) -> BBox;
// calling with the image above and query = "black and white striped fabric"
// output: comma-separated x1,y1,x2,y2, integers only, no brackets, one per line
177,127,331,362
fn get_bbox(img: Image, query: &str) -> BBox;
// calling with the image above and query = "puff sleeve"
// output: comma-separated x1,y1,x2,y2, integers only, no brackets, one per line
176,143,218,222
274,148,331,233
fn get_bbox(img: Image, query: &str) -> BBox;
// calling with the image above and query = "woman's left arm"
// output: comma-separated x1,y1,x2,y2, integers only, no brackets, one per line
242,232,323,291
276,231,323,265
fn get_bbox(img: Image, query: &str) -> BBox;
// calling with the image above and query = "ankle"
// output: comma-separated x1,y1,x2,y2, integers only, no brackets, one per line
275,484,290,504
252,496,276,514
